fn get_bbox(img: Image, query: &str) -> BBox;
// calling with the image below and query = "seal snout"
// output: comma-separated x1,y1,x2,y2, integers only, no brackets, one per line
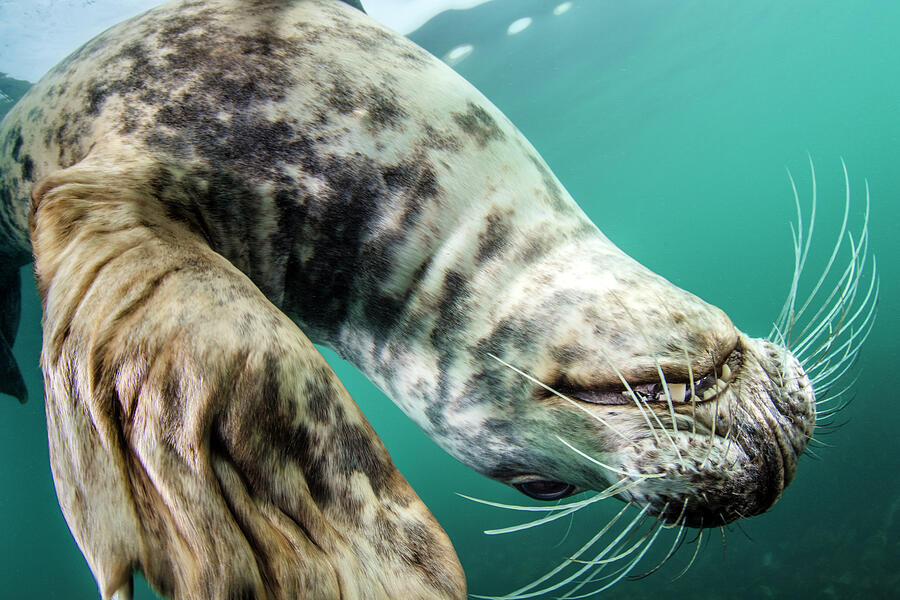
595,335,818,529
684,336,815,525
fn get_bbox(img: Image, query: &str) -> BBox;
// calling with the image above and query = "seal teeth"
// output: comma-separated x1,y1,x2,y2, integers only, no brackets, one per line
668,383,686,402
721,363,732,381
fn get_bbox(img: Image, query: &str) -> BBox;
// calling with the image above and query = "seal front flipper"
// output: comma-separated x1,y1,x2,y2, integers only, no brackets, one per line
31,152,465,600
0,265,26,402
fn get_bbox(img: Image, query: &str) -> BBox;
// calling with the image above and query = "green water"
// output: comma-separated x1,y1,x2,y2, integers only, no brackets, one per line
2,0,898,598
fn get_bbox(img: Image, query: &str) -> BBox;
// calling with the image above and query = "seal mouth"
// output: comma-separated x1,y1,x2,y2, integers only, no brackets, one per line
553,345,743,408
618,337,815,528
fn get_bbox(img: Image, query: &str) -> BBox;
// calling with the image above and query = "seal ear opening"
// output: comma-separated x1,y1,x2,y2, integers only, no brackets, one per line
0,265,27,403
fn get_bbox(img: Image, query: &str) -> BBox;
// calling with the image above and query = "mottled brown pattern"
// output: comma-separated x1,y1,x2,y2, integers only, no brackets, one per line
31,149,464,599
0,0,823,597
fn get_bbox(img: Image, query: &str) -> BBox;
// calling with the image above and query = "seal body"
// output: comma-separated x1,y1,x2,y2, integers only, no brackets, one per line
0,0,820,598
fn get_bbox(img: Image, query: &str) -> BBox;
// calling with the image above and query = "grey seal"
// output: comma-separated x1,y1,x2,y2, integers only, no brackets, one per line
0,0,875,598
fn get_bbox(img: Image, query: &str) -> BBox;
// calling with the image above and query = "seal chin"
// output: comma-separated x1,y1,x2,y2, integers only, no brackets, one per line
610,334,816,529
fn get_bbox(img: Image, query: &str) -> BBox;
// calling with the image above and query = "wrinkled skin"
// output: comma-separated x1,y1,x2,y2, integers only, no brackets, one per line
0,0,814,597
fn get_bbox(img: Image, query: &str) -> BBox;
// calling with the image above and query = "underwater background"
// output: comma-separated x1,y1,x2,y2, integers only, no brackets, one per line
1,0,898,598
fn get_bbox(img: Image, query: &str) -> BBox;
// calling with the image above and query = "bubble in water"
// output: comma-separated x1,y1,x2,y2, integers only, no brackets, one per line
507,17,532,36
444,44,474,65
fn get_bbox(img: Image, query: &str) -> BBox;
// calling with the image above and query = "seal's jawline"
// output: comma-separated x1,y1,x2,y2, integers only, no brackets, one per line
547,344,744,408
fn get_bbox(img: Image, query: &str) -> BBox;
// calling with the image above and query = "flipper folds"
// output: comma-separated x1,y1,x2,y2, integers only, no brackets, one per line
30,152,465,600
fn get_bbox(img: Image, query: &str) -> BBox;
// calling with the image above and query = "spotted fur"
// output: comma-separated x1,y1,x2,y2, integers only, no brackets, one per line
0,1,818,598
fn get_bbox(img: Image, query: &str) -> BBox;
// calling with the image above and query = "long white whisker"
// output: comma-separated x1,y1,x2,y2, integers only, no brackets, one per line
556,436,666,479
717,381,737,467
632,511,688,578
792,228,865,359
797,155,819,283
558,509,664,598
472,504,649,600
562,517,666,598
553,511,577,548
770,165,807,341
792,228,862,358
811,323,871,389
594,349,663,446
481,478,645,536
567,522,659,565
803,262,878,379
457,492,608,513
614,297,688,465
636,391,685,469
684,349,697,435
786,158,851,340
768,323,793,384
815,371,861,406
657,499,687,532
816,257,878,351
656,361,679,435
487,353,637,447
809,294,878,388
817,381,860,415
672,527,704,581
484,493,606,536
701,357,722,470
811,326,874,392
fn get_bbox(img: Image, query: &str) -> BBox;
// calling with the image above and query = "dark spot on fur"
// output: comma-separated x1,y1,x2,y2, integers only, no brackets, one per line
153,166,300,299
0,186,12,218
430,270,470,351
283,153,384,333
424,270,474,428
10,133,23,160
225,586,258,600
365,87,407,131
326,77,357,114
120,106,142,134
335,420,394,496
399,521,459,596
87,41,160,115
420,124,461,152
86,81,112,115
229,353,334,508
476,210,510,263
550,343,588,367
20,155,34,181
381,161,439,206
452,101,504,148
154,6,217,50
305,366,338,423
475,317,539,359
158,370,186,440
236,351,397,517
288,423,336,505
516,232,554,264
